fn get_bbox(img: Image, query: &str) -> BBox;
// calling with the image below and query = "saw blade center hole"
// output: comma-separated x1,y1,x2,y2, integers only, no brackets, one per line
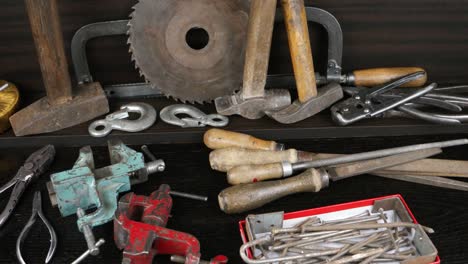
185,27,210,50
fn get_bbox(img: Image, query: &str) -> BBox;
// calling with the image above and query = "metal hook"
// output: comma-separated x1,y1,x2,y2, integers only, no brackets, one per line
88,102,157,137
160,105,229,128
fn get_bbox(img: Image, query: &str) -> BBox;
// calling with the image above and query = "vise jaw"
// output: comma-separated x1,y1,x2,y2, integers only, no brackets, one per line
114,185,227,264
47,140,165,231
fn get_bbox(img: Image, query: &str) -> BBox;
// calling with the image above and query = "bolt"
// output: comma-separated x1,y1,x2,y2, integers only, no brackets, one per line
71,239,105,264
76,208,99,256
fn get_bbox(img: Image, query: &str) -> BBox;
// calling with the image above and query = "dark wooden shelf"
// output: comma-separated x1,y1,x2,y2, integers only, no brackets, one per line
1,97,467,148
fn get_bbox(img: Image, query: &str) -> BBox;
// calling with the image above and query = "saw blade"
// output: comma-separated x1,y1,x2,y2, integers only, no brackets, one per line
128,0,250,103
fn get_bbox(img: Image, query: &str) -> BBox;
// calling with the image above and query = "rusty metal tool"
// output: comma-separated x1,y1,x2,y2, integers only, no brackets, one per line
9,0,109,136
128,0,249,103
16,191,57,264
70,8,425,100
218,148,441,214
204,128,285,151
266,0,343,124
114,185,227,264
0,145,55,228
226,139,468,183
372,173,468,192
215,0,291,119
210,147,468,179
0,81,19,133
331,72,436,126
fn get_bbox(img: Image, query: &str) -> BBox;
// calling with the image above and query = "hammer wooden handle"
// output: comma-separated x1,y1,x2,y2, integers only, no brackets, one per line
25,0,73,104
352,67,427,88
219,169,324,214
282,0,317,102
242,0,277,99
204,129,284,151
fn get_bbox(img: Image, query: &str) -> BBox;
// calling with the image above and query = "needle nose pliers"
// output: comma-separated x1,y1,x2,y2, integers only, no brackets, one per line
16,191,57,264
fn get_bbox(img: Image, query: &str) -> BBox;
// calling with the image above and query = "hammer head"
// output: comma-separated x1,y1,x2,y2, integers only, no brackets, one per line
10,82,109,136
266,83,343,124
215,89,291,120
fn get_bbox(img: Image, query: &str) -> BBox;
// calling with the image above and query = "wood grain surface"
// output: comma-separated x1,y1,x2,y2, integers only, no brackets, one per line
0,136,467,263
1,0,467,96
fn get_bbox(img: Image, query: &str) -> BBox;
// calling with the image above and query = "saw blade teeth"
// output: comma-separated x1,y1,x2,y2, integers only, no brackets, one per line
126,0,246,104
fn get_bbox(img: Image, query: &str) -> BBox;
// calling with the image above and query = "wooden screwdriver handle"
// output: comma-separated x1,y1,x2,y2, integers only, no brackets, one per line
352,67,427,88
227,163,284,185
219,169,325,214
210,148,302,172
204,129,284,151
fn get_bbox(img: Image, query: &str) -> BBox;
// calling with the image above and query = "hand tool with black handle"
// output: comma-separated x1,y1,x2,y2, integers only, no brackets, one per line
218,148,441,214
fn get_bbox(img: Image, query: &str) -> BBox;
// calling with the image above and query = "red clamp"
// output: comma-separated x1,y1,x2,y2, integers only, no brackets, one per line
114,184,227,264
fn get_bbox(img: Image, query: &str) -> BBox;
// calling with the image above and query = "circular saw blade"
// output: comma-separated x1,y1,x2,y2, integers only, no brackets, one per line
128,0,250,103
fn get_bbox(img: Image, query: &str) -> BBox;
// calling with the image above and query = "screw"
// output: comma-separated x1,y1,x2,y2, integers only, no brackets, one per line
76,208,99,256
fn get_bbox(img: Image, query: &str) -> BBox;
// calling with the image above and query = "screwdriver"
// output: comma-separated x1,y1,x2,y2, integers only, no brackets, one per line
218,148,441,214
226,139,468,185
141,145,208,202
204,128,285,151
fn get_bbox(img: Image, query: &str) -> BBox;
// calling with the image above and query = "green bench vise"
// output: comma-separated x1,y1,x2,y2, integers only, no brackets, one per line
47,140,165,261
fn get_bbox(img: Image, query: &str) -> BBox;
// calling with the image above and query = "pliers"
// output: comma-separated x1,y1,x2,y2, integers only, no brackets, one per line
0,145,55,229
16,191,57,264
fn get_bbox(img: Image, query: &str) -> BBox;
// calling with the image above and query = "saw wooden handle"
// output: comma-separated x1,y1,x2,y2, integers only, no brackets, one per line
352,67,427,88
204,129,284,151
209,148,300,172
219,169,324,214
282,0,317,102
